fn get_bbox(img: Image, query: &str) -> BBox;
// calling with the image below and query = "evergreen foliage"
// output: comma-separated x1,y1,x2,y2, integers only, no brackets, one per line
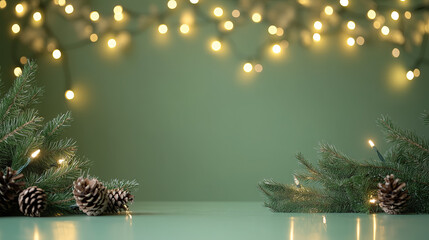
259,114,429,213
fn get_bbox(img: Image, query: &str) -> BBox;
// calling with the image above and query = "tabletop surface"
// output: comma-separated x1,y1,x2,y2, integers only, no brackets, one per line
1,201,429,240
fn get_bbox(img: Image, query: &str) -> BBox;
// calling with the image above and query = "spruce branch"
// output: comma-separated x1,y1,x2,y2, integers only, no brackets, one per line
103,179,139,192
41,111,72,139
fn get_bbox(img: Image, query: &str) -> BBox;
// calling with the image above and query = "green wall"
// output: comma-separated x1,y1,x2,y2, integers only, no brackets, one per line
1,1,429,201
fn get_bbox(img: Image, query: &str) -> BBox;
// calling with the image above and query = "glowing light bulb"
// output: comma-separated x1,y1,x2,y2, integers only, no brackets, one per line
190,0,199,4
268,25,277,35
406,70,414,80
313,33,321,42
251,13,262,23
404,11,412,19
381,26,390,35
356,36,365,45
31,149,41,158
414,68,420,77
0,0,7,9
113,5,123,14
347,37,355,46
65,4,73,14
392,48,400,58
90,11,100,21
243,63,253,73
107,38,117,48
33,12,42,22
211,40,221,51
347,21,355,30
314,21,322,30
368,140,375,147
213,7,223,17
58,159,65,164
158,24,168,34
391,11,399,21
90,33,98,42
369,198,377,204
16,3,25,14
11,24,20,34
224,21,234,30
167,0,177,9
367,9,376,19
340,0,349,7
52,49,61,59
272,44,281,54
180,24,190,34
254,64,263,73
14,67,22,77
324,6,334,15
65,90,75,100
232,9,240,18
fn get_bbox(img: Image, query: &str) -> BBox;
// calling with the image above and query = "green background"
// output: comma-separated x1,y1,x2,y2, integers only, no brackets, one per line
1,1,428,201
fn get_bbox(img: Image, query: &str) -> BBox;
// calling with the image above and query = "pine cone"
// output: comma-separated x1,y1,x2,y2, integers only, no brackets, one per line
377,174,410,215
18,186,47,217
105,189,134,214
0,167,25,213
73,177,108,216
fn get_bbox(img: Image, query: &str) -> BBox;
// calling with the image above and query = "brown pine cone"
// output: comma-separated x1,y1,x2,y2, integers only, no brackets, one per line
0,167,25,213
18,186,47,217
105,189,134,214
377,174,410,215
73,177,108,216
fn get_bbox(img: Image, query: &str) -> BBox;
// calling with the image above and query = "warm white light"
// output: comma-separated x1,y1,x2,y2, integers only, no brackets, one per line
14,67,22,77
243,63,253,72
367,9,376,20
114,13,124,21
107,38,117,48
272,44,281,54
347,21,355,30
381,26,390,35
190,0,199,4
276,28,284,36
404,11,412,19
324,6,333,15
232,9,240,18
356,36,365,45
373,21,381,29
254,64,263,73
65,90,75,100
211,40,221,51
58,0,66,6
369,198,377,204
294,175,300,186
340,0,349,7
167,0,177,9
252,13,262,23
347,37,355,46
414,68,421,78
180,24,190,34
113,5,123,14
158,24,168,34
90,33,98,42
0,0,7,9
213,7,223,17
406,70,414,80
313,33,321,42
15,3,24,13
322,216,327,224
52,49,62,59
65,4,74,14
391,11,399,21
11,24,20,34
33,12,42,22
268,25,277,35
224,21,234,30
392,48,400,58
368,140,375,147
314,21,322,30
58,159,65,164
90,11,100,21
31,149,41,158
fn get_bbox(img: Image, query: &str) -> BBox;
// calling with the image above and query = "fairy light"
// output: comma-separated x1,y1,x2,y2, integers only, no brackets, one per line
113,5,123,14
114,13,124,21
11,23,20,34
391,11,399,21
158,24,168,34
314,21,322,30
368,139,385,162
90,33,98,42
31,149,41,158
190,0,199,4
52,49,62,59
340,0,349,7
57,159,65,164
313,33,321,42
272,44,281,54
213,7,223,17
243,63,253,73
251,13,262,23
58,0,66,6
211,40,221,51
356,36,365,45
65,4,74,14
369,198,377,204
20,56,27,64
367,10,376,20
347,21,356,30
33,12,42,22
406,70,414,80
368,140,375,147
0,0,6,9
232,9,240,18
254,64,263,73
15,3,24,14
90,11,100,21
180,24,190,34
65,90,74,100
404,11,412,20
324,6,333,15
224,21,234,30
14,67,22,77
347,37,355,46
373,21,381,29
392,48,400,58
167,0,177,10
414,68,420,78
293,175,301,188
381,26,390,36
107,38,117,48
276,28,284,36
268,25,277,35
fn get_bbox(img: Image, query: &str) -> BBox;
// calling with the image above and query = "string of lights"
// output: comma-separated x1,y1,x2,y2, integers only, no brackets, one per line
1,0,428,100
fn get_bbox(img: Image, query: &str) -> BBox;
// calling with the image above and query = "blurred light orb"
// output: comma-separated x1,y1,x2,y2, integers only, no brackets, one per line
347,21,355,30
356,36,365,45
167,0,177,9
414,68,420,77
107,38,117,48
114,13,124,21
20,56,28,64
214,7,223,17
190,0,199,4
58,0,66,6
0,0,7,9
16,3,25,14
224,21,234,30
158,24,168,34
52,49,62,59
268,25,277,35
391,11,399,21
211,40,221,51
90,11,99,21
65,90,75,100
404,11,412,19
276,28,284,36
243,63,253,73
90,33,98,42
180,24,190,34
347,37,355,46
381,26,390,35
406,70,414,80
14,67,22,77
313,33,321,42
11,24,20,34
314,21,322,30
33,12,42,22
65,4,74,14
340,0,349,7
232,9,240,18
324,6,333,15
252,13,262,23
392,48,400,58
272,44,281,54
113,5,123,14
367,9,376,19
254,64,263,73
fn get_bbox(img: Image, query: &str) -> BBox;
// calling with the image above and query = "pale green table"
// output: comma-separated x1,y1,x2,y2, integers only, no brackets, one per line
1,202,428,240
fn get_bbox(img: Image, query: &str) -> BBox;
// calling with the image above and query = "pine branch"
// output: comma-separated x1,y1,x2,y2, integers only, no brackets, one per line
422,111,429,125
41,111,72,140
103,179,139,192
0,109,43,144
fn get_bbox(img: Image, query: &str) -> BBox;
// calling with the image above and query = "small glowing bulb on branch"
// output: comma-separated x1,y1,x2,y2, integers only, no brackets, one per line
252,13,262,23
324,6,334,15
0,0,7,9
52,49,62,59
11,24,20,34
392,48,400,58
339,0,349,7
347,21,355,30
404,11,412,20
224,21,234,30
243,63,253,73
272,44,281,54
356,36,365,45
313,21,322,30
65,4,74,14
367,9,376,20
213,7,223,17
14,67,22,77
65,90,74,100
211,40,221,51
158,24,168,34
381,26,390,35
167,0,177,10
368,140,375,147
33,12,42,22
391,11,399,21
90,33,98,42
369,198,377,204
406,70,414,80
268,25,277,35
190,0,199,4
107,38,117,48
414,68,420,78
347,37,355,46
113,5,123,14
232,9,240,18
57,159,65,164
90,11,100,21
313,33,321,42
31,149,41,158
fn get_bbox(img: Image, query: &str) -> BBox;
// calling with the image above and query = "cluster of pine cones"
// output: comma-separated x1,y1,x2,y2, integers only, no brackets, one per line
0,167,133,217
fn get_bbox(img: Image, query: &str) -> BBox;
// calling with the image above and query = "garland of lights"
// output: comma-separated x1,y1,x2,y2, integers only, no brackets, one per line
1,0,428,101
